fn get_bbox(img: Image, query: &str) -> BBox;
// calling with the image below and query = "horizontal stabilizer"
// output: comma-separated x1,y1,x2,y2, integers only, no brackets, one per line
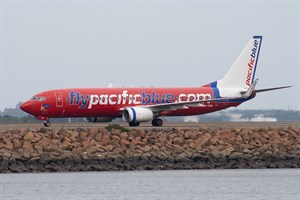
255,86,292,93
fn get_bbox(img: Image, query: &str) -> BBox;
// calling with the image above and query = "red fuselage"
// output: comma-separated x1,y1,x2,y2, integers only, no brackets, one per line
20,87,247,120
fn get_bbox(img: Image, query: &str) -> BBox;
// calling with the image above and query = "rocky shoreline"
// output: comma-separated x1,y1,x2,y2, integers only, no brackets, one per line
0,126,299,173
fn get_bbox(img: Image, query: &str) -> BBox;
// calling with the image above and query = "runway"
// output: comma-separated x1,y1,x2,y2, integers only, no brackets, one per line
1,121,299,131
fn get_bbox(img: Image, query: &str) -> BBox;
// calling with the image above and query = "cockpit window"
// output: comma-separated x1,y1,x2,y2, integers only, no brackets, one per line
31,96,46,101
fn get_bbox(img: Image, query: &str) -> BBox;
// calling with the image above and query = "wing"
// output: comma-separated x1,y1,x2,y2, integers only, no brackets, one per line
139,96,247,113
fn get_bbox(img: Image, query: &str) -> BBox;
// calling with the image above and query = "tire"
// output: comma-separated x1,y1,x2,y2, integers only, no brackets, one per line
43,121,51,127
152,118,163,126
129,122,140,127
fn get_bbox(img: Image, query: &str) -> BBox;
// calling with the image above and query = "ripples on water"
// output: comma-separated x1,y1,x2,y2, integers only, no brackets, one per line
0,169,299,200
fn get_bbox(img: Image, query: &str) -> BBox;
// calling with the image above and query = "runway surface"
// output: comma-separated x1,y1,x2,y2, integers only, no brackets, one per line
0,122,299,131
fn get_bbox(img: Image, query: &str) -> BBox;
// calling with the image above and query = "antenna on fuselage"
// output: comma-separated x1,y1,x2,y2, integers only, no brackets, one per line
108,81,114,88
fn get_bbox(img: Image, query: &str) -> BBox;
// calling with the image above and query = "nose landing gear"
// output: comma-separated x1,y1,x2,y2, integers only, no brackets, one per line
43,120,51,127
36,116,51,127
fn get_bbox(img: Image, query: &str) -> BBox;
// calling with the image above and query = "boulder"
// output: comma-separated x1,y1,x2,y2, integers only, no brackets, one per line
111,135,120,141
139,145,152,153
120,132,129,140
220,147,235,157
184,131,199,140
2,136,13,151
59,140,73,150
173,137,184,145
242,148,252,154
173,145,185,153
23,131,34,141
195,132,212,147
101,134,110,145
89,128,98,135
120,139,130,146
94,133,103,142
79,131,89,139
103,145,114,152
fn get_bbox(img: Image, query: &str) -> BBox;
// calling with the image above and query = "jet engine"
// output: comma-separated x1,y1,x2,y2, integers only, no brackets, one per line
84,117,113,123
122,107,153,122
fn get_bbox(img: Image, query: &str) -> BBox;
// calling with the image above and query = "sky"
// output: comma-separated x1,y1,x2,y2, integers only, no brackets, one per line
0,0,299,111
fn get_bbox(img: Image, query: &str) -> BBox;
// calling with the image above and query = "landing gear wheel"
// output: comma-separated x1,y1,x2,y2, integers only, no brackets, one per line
129,122,140,127
152,118,163,126
43,121,51,127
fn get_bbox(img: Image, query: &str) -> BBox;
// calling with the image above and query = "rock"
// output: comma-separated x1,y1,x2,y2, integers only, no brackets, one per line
23,131,34,141
120,132,128,140
242,148,252,154
142,152,152,158
189,142,197,149
168,133,178,140
220,147,235,156
184,131,199,140
11,152,22,159
101,134,110,145
0,127,299,172
103,145,114,152
111,135,120,141
94,133,103,142
1,152,12,158
140,145,152,153
228,152,244,160
210,149,222,159
31,133,42,143
173,137,184,145
220,129,234,138
195,132,212,147
89,128,98,135
209,138,219,145
120,139,130,146
175,153,191,162
110,138,121,148
173,145,185,153
81,137,94,150
2,137,13,150
79,131,89,139
133,150,144,157
139,130,146,139
59,140,73,150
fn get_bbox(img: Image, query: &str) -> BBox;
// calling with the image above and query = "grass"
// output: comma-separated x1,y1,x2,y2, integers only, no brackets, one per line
105,124,129,132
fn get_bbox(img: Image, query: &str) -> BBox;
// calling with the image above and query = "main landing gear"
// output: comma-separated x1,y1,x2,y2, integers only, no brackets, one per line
43,120,51,127
151,118,163,127
129,121,140,127
128,118,163,127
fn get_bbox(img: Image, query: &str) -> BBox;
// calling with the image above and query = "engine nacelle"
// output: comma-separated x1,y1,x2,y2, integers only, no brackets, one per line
122,107,153,122
84,117,113,123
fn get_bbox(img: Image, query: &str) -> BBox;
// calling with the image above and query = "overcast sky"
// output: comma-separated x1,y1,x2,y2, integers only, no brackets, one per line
0,0,299,111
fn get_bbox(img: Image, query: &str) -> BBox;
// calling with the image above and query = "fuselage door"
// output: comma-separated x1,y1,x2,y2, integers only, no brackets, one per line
54,92,63,107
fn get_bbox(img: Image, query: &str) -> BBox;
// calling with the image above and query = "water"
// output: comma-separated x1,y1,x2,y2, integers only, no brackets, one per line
0,169,299,200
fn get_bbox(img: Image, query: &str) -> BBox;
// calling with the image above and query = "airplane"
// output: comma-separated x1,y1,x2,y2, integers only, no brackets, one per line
20,36,291,127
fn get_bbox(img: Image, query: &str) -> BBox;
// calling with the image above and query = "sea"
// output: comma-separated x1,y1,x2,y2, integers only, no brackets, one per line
0,169,299,200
